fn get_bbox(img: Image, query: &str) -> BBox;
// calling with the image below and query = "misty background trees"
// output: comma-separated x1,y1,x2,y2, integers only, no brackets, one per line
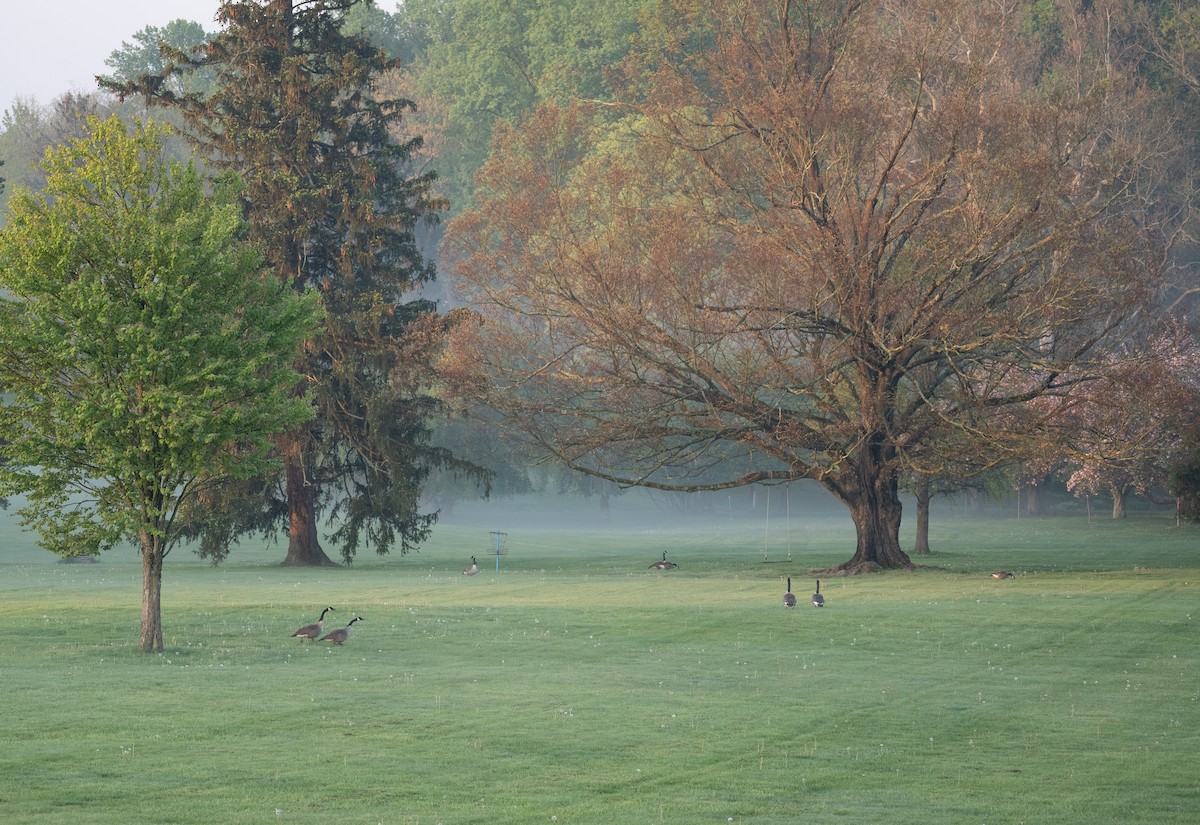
0,0,1198,576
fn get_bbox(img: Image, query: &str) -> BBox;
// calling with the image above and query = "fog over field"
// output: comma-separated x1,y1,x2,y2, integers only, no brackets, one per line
426,483,1003,569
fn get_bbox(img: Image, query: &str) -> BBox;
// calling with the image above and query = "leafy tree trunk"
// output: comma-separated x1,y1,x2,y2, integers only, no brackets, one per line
1025,480,1045,516
282,438,336,567
1110,482,1129,519
139,531,164,654
914,476,932,556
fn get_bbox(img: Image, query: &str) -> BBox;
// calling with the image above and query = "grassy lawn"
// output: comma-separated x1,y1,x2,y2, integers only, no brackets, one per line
0,490,1196,824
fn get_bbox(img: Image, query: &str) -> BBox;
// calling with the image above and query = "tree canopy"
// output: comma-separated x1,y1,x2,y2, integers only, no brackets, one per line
395,0,651,215
445,0,1178,571
0,115,320,650
101,19,213,97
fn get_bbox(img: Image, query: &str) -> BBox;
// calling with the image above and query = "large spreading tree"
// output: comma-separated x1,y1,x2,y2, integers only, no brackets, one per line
0,116,320,651
104,0,479,566
445,0,1176,571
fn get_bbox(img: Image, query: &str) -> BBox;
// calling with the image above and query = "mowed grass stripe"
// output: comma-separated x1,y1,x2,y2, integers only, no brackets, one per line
0,506,1196,823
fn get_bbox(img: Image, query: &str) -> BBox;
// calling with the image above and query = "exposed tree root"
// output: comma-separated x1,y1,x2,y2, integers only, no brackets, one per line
281,555,341,568
813,560,919,576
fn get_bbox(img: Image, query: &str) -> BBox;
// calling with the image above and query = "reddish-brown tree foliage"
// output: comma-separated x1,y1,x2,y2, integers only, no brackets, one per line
444,0,1175,571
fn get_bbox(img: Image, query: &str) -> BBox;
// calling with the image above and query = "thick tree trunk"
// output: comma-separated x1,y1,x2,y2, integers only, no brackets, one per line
281,439,337,567
914,476,932,556
1110,482,1128,519
824,445,914,573
139,532,164,653
841,491,913,572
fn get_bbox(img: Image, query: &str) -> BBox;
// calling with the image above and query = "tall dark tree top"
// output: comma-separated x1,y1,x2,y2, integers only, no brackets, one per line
100,0,469,566
102,0,437,295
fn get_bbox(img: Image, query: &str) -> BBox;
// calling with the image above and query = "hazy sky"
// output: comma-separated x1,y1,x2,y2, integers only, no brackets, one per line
1,1,221,116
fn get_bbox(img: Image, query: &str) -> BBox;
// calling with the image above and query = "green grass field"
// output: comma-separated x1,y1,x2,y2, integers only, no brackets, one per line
0,491,1196,824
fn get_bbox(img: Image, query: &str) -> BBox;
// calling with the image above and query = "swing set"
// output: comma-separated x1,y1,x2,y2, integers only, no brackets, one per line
761,483,793,564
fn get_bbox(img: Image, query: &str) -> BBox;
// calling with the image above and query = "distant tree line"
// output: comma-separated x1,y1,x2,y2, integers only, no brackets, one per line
0,1,1197,585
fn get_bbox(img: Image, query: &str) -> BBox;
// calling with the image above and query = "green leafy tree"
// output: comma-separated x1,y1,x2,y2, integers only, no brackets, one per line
103,0,481,566
1169,422,1200,522
0,115,321,652
0,92,112,212
343,1,413,60
101,19,214,97
397,0,649,215
1137,0,1200,314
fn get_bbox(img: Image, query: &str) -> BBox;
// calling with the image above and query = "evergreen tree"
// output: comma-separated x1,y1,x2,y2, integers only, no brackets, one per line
104,0,480,566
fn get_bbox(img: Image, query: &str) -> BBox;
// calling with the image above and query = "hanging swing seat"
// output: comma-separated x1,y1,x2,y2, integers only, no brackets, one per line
761,484,794,563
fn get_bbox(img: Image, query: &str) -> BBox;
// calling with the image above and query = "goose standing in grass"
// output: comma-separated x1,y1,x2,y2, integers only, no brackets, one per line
783,577,797,608
812,580,825,607
649,551,677,570
320,616,363,645
291,606,335,641
463,555,479,576
992,570,1014,579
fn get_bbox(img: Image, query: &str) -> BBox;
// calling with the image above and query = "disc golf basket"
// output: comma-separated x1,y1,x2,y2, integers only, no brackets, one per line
487,531,509,572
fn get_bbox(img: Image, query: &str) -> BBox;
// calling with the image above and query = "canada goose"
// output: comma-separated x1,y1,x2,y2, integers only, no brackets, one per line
991,571,1014,579
649,551,678,570
291,606,335,641
812,580,824,607
319,616,363,645
784,577,797,608
463,555,479,576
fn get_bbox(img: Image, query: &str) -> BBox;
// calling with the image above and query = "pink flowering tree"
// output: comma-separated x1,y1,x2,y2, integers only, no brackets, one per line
1064,325,1200,518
